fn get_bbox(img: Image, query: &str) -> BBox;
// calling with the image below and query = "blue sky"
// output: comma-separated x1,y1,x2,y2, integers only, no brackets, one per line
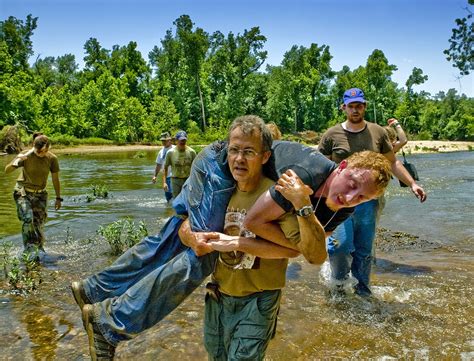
2,0,473,96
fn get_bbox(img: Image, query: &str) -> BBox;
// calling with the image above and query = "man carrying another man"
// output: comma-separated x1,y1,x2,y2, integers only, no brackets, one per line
72,115,393,360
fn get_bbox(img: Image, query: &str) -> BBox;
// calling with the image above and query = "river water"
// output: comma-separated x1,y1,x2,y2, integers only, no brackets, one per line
0,150,473,360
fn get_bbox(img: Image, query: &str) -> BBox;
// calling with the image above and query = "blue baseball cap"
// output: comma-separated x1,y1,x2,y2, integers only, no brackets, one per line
175,130,188,141
343,88,366,105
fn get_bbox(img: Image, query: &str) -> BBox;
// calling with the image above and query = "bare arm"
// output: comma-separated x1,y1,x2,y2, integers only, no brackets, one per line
5,149,33,174
383,151,427,202
388,118,407,153
152,164,162,183
244,170,328,264
178,218,219,256
208,234,299,259
51,172,62,210
162,166,169,192
274,170,327,264
244,191,297,250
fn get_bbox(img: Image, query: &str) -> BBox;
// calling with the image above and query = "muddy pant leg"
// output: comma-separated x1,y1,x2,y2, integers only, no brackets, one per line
204,290,281,361
351,199,378,296
94,249,218,346
327,215,354,283
165,176,173,202
171,177,186,199
30,193,48,250
83,217,187,303
14,192,35,250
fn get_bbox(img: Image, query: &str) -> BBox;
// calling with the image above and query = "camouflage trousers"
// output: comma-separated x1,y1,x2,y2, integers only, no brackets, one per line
13,190,48,250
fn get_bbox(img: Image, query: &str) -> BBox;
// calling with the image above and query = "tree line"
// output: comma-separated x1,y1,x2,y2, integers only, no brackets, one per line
1,14,473,144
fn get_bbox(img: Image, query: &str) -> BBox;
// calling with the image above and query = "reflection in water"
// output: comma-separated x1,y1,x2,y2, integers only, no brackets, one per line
22,308,58,360
0,151,473,359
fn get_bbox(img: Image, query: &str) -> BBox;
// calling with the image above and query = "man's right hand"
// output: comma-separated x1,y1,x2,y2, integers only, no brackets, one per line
152,176,157,184
178,219,219,256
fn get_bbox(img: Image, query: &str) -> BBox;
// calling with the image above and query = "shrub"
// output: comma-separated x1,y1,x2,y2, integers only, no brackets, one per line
86,183,109,202
97,218,148,255
0,241,41,294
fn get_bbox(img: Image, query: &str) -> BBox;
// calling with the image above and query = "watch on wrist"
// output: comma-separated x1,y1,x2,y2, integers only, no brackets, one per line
295,205,314,217
56,197,63,201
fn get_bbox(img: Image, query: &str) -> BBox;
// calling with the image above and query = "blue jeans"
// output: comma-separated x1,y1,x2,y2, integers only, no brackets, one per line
82,142,235,345
164,176,173,202
326,199,379,296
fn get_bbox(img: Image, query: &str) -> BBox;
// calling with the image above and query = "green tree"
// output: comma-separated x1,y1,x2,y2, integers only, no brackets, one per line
444,5,473,75
395,67,428,133
108,41,151,100
0,14,38,71
206,27,267,122
142,95,180,141
365,49,398,123
82,38,110,83
266,43,334,132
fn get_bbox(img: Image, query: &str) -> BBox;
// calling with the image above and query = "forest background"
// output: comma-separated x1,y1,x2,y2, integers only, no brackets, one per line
0,9,473,147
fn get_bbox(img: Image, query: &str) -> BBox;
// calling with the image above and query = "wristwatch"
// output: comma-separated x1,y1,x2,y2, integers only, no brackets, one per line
295,205,314,217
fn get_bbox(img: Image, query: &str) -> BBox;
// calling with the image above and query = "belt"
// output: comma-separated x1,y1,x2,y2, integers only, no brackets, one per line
205,282,222,302
24,187,46,193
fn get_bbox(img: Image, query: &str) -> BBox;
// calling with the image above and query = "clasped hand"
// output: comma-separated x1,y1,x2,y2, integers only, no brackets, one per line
274,169,313,207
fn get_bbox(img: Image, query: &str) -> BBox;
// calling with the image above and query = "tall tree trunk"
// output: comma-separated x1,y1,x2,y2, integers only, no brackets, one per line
196,73,206,131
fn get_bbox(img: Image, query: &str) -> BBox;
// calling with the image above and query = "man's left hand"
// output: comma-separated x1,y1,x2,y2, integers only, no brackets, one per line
275,169,313,209
208,234,239,252
411,184,427,203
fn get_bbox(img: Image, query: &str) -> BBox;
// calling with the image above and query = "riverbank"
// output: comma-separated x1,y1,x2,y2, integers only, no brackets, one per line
50,140,474,155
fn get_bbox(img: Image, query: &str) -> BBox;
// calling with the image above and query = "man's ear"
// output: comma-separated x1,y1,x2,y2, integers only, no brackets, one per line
261,151,272,165
338,160,348,172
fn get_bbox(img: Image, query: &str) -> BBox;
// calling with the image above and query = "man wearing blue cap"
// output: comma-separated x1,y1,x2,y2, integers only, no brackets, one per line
318,88,427,296
163,130,196,198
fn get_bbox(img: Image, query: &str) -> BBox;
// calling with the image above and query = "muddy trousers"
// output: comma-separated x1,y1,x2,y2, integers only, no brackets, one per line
204,289,281,361
83,216,218,346
13,191,48,251
326,199,379,296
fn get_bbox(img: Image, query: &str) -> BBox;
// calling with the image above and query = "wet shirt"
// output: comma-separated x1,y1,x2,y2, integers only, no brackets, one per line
213,176,300,297
318,122,393,163
164,146,196,178
156,145,175,177
269,141,354,232
14,151,59,191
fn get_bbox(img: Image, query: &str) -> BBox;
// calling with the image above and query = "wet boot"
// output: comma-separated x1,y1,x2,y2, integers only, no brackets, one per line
71,281,91,311
82,304,116,360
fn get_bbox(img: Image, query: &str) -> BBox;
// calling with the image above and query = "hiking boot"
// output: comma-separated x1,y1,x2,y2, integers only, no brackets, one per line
71,281,91,311
82,304,116,360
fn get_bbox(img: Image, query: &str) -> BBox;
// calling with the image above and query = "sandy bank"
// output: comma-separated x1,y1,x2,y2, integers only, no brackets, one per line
51,140,474,155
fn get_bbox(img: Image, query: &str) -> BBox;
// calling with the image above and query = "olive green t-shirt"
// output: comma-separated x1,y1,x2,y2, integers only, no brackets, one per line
213,176,300,297
163,146,196,178
318,122,392,163
14,151,60,190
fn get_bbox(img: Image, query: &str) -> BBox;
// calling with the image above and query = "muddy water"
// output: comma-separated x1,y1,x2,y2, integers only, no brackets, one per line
0,150,473,360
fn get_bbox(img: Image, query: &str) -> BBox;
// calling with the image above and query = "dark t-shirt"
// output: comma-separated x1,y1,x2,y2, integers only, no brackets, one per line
318,122,392,163
213,140,353,232
268,141,353,232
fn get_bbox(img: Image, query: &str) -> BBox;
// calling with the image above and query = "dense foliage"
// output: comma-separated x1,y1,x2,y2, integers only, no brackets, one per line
1,14,473,143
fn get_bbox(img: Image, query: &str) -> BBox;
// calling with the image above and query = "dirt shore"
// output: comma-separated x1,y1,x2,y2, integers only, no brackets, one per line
50,140,474,155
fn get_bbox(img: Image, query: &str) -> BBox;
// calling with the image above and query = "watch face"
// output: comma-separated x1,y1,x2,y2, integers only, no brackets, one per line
297,206,313,217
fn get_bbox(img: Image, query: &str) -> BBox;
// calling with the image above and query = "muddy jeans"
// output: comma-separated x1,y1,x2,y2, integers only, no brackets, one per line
13,190,48,250
326,199,379,296
82,142,235,346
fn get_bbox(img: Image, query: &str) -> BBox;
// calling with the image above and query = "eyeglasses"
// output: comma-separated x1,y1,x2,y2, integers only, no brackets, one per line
228,146,261,160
